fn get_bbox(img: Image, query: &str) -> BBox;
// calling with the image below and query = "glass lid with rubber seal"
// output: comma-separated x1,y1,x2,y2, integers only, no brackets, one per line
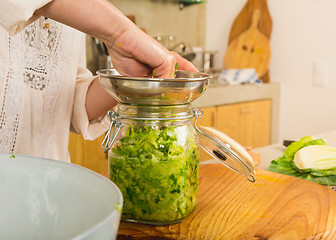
193,109,256,182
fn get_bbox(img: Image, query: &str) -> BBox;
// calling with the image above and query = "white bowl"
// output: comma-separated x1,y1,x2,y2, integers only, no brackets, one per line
0,154,123,240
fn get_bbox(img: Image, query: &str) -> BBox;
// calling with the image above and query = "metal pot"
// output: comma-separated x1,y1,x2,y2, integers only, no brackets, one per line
170,42,196,62
192,49,218,73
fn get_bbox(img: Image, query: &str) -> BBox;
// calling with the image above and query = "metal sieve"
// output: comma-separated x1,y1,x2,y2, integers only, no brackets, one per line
97,69,212,105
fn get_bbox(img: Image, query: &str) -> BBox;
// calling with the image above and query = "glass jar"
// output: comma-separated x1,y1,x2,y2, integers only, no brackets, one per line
103,103,199,225
98,69,256,226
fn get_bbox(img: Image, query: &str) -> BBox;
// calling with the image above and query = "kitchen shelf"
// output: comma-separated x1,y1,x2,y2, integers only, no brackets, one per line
152,0,206,10
177,0,206,3
154,0,206,3
180,1,205,9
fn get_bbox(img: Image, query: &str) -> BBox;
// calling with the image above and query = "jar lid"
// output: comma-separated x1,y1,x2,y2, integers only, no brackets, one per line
196,126,256,182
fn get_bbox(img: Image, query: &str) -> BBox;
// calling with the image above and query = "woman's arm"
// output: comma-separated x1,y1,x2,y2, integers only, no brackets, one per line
35,0,197,78
35,0,197,120
84,77,117,121
35,0,126,49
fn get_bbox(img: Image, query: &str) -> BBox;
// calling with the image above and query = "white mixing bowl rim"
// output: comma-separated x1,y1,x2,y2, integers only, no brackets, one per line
67,162,123,239
0,153,123,239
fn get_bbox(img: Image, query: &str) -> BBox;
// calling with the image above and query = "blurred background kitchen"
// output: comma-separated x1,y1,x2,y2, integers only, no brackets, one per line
70,0,336,173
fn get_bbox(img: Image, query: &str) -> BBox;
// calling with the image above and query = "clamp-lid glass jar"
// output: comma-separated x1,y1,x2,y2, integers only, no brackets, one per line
97,69,256,225
103,104,199,225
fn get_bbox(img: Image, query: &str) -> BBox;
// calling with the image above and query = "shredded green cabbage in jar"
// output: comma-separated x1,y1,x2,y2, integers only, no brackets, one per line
109,124,199,224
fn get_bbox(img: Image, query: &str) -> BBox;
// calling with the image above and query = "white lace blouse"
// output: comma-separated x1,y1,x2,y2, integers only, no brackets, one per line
0,0,109,162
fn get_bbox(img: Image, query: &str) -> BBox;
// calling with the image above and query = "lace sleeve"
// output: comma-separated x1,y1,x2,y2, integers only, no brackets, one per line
0,0,52,35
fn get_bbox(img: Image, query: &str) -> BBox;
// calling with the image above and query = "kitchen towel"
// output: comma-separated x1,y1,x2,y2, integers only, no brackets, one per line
218,68,261,85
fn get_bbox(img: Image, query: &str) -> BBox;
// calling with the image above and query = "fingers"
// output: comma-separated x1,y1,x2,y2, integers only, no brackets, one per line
114,60,152,77
152,51,199,79
110,48,198,79
151,52,176,79
111,55,152,77
107,26,198,78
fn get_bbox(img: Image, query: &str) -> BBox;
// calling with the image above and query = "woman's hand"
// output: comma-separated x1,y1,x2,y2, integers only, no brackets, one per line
106,23,197,78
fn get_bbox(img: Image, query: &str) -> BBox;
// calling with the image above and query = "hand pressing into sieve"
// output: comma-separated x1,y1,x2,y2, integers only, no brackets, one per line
106,24,198,78
36,0,197,79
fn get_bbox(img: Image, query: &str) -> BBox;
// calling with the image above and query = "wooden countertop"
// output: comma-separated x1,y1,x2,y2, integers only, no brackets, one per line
116,163,336,240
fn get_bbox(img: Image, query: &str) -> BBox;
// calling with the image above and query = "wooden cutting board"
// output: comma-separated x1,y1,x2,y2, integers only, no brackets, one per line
225,0,272,83
117,163,336,239
228,0,272,44
224,9,271,80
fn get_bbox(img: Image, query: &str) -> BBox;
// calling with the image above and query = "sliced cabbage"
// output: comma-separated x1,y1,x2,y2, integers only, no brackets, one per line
268,136,336,185
294,145,336,170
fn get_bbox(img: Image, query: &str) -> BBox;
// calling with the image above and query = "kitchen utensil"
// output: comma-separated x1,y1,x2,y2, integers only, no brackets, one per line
98,69,210,105
171,42,196,61
225,0,272,82
0,154,122,240
102,42,109,55
91,37,112,70
283,139,295,147
192,48,218,72
224,10,271,79
117,163,336,239
97,70,256,225
228,0,272,44
92,37,103,55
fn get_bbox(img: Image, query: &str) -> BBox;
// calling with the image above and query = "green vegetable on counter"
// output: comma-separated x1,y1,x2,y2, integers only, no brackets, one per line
269,136,336,185
109,124,199,223
294,145,336,176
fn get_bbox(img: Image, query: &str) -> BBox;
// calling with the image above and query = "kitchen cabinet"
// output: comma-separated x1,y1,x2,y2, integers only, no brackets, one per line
192,83,280,146
195,106,216,162
68,132,108,174
197,99,271,161
216,99,271,148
